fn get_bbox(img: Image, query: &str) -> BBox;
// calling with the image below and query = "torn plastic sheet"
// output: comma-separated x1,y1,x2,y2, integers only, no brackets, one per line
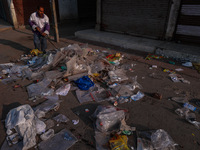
108,69,128,83
185,113,200,129
27,78,52,98
95,131,110,150
1,75,20,84
53,114,69,123
76,86,111,103
93,106,126,133
38,129,78,150
45,70,64,80
137,129,177,150
5,105,37,150
34,99,61,115
56,84,71,96
175,108,200,129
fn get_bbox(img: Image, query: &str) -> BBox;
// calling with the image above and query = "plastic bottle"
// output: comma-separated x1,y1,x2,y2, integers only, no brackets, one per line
183,103,197,112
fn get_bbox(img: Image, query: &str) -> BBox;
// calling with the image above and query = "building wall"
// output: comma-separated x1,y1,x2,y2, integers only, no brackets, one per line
0,0,12,24
58,0,78,20
175,0,200,44
13,0,52,26
100,0,171,39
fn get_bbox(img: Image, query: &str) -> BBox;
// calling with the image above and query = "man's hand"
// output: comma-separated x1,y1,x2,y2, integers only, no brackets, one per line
35,27,41,32
41,33,47,37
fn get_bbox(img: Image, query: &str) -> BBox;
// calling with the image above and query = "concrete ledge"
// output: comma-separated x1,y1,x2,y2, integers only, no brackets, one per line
75,29,200,62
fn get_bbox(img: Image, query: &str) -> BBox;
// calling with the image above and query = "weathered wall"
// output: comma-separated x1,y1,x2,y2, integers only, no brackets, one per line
58,0,78,20
13,0,52,26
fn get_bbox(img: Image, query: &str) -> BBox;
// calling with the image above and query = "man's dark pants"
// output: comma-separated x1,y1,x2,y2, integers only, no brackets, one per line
34,33,47,52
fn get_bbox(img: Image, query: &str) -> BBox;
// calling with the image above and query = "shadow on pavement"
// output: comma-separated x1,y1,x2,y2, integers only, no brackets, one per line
0,39,29,52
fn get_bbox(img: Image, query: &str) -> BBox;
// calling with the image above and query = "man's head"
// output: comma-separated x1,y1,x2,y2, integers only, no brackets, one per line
37,6,44,18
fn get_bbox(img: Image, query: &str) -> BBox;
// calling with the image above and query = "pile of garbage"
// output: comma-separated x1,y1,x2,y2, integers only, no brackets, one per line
0,44,145,104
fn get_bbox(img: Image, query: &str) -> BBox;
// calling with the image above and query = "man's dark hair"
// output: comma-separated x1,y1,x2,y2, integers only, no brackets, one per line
37,6,44,10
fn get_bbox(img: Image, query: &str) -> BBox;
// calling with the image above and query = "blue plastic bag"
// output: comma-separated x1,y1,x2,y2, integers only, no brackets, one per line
74,76,94,90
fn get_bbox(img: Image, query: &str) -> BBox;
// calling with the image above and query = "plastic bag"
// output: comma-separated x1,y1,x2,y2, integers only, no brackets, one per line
74,76,94,90
94,106,125,132
131,91,145,101
109,134,129,150
27,78,52,98
175,108,189,117
151,129,176,150
35,118,46,134
185,113,200,129
5,105,37,150
53,114,69,123
56,84,71,96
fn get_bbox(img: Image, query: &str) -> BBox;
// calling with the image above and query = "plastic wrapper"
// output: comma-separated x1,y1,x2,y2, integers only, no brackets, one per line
56,84,71,96
151,129,176,150
1,75,20,84
9,65,28,77
53,114,69,123
38,129,78,150
45,70,64,80
76,85,111,103
171,97,188,104
113,76,141,96
27,78,52,98
0,63,14,70
21,68,32,80
44,95,59,101
34,99,61,115
108,69,128,83
109,134,129,150
137,129,176,150
95,131,110,150
175,108,189,117
131,91,145,101
41,88,55,96
93,106,125,132
169,74,190,84
40,129,55,141
185,113,200,129
76,89,94,103
47,53,54,64
35,118,46,134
